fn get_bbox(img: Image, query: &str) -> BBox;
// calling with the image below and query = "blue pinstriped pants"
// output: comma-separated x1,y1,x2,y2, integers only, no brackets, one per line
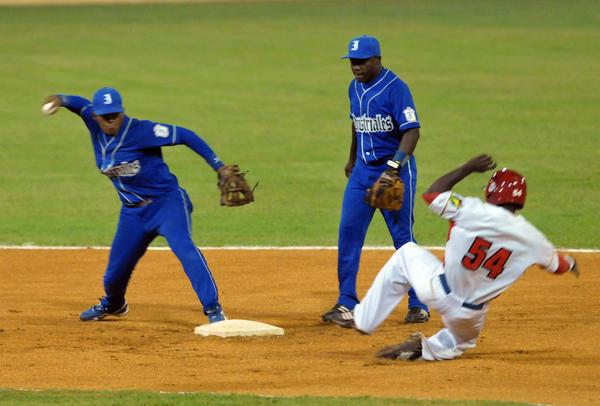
102,187,219,313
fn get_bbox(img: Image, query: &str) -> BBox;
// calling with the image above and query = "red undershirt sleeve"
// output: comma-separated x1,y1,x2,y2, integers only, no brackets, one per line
422,192,440,205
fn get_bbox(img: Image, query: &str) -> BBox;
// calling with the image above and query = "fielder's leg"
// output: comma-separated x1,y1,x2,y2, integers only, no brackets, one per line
103,207,156,306
336,175,376,308
158,188,221,314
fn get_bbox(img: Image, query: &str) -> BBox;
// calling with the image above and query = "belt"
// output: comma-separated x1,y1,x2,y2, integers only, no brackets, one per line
125,199,152,208
366,157,393,166
439,274,485,310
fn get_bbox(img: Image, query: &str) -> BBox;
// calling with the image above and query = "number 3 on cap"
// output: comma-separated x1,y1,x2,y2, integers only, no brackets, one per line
103,94,113,104
351,40,359,51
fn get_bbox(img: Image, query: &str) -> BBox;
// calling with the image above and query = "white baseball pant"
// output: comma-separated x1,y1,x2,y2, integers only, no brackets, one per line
353,242,489,360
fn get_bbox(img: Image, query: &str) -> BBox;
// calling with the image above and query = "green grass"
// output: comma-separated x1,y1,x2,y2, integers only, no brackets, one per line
1,1,596,404
0,0,598,248
0,389,529,405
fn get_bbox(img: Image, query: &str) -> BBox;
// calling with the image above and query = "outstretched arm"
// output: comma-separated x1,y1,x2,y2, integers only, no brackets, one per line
425,154,497,194
42,94,92,116
176,127,224,171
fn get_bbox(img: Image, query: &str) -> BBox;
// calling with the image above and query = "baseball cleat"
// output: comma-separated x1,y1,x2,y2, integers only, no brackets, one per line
328,306,355,329
376,332,425,361
322,304,352,323
80,297,129,321
404,307,430,324
206,305,227,323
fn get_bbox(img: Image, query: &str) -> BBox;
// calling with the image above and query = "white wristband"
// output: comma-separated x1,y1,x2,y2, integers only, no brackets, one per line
386,160,400,170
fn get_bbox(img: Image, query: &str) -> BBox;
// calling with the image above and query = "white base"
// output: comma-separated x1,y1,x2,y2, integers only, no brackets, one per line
194,319,284,337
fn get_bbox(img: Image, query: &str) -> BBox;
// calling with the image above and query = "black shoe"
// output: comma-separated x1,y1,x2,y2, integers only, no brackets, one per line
404,307,430,324
376,333,424,361
328,306,355,329
322,304,351,323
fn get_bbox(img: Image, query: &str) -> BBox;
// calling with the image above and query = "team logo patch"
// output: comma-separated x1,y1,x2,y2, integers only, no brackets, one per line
487,181,497,193
102,160,141,178
449,194,462,208
402,107,417,122
153,124,170,138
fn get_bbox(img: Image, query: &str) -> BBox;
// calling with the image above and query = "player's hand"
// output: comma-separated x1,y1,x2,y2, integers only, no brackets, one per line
465,154,496,173
344,160,355,178
566,255,579,278
41,95,62,116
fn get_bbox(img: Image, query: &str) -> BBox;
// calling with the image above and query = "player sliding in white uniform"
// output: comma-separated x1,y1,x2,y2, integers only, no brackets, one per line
330,154,579,361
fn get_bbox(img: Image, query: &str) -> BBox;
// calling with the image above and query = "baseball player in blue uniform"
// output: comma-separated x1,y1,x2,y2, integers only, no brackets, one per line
322,35,429,325
42,87,228,324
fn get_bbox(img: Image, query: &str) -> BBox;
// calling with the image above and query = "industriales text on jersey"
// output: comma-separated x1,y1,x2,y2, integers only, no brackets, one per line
352,114,394,133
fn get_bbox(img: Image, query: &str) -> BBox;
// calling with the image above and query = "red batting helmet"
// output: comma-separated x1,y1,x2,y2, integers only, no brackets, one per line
485,168,527,208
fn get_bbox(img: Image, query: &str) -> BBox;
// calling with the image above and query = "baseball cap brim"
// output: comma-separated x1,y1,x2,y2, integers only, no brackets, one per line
94,105,124,115
341,52,380,59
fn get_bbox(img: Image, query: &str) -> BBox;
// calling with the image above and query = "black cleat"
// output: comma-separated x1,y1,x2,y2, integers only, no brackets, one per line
404,307,430,324
322,304,352,324
376,333,424,361
327,306,355,329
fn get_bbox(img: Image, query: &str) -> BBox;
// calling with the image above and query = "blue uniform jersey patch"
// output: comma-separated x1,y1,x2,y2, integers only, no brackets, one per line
348,68,420,164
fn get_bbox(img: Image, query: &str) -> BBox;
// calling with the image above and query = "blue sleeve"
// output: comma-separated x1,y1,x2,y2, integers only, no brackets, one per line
176,127,224,170
140,121,224,171
390,82,420,132
59,95,94,120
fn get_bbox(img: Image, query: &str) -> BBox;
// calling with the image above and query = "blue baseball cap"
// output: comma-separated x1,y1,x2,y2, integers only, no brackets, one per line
92,87,124,115
341,35,381,59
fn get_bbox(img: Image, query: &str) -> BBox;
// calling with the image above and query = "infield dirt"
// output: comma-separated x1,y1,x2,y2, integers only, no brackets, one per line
1,248,598,405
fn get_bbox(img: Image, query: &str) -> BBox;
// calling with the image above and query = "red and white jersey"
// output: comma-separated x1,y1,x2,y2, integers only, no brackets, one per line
428,191,561,305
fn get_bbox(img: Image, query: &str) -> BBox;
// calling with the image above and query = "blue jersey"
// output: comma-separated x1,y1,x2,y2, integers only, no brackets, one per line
61,95,223,205
348,67,420,164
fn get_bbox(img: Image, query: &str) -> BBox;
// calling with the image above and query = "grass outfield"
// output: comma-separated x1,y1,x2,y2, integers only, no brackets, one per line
1,2,598,405
0,389,529,405
0,0,598,248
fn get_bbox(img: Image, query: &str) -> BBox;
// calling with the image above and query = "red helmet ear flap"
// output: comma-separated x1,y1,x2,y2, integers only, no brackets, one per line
486,168,526,208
